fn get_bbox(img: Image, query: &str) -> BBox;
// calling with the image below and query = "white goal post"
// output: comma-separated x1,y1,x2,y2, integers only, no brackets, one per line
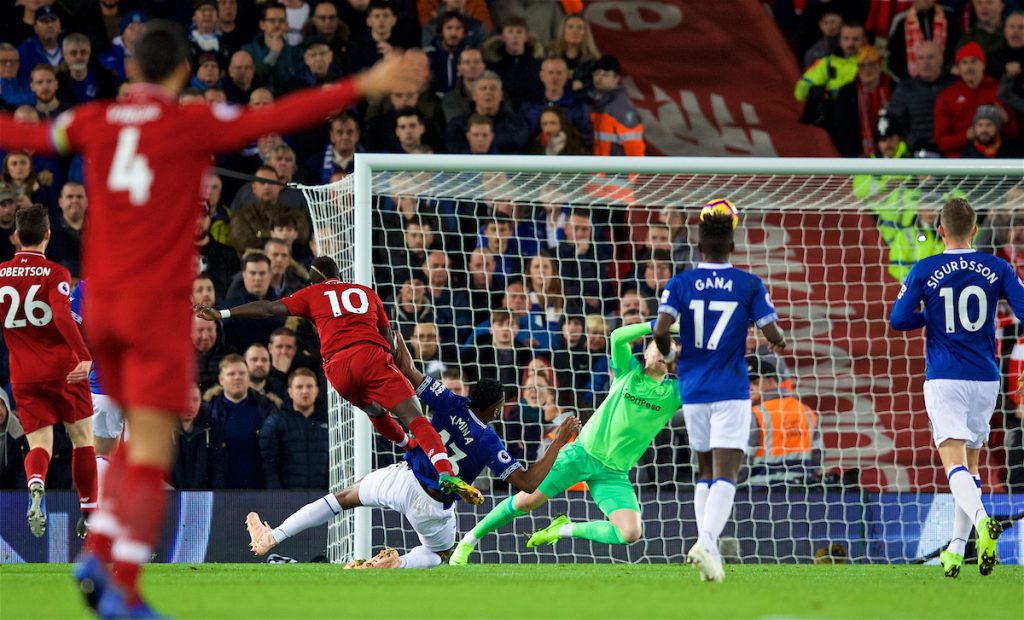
299,155,1024,565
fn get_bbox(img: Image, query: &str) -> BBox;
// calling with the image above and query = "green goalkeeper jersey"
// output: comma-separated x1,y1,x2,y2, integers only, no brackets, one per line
577,322,682,471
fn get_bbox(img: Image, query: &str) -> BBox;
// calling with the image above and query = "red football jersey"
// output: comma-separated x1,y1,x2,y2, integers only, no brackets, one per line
281,280,391,360
0,251,91,383
0,81,362,299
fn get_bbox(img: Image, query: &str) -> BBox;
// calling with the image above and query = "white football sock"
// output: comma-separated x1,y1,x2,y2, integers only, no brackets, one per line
399,546,442,569
694,480,712,535
947,475,980,556
272,494,342,543
946,466,987,530
558,524,573,538
699,478,736,548
95,456,110,503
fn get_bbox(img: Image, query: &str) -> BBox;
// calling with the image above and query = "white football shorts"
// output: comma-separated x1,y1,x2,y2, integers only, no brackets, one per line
357,462,456,552
682,400,752,452
91,393,125,440
923,379,999,449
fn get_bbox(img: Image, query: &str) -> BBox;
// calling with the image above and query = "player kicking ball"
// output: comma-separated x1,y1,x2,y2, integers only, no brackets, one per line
890,198,1024,577
244,331,579,568
450,321,680,565
653,201,786,583
197,256,480,503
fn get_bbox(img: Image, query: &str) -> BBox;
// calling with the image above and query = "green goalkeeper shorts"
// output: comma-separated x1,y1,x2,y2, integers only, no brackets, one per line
536,443,640,516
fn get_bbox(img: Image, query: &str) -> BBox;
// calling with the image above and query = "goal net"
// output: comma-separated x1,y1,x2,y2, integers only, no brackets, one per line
299,156,1024,565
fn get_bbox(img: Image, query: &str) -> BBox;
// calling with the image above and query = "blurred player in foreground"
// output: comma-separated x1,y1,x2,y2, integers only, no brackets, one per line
197,256,480,503
0,205,96,539
1,20,427,618
890,198,1024,577
450,321,680,565
654,203,785,582
245,330,579,568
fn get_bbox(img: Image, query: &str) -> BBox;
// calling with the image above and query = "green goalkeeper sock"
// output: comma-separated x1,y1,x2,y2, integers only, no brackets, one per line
463,496,528,545
569,521,628,545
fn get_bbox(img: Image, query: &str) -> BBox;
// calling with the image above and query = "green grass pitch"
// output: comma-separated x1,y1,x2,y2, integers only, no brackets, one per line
1,563,1022,619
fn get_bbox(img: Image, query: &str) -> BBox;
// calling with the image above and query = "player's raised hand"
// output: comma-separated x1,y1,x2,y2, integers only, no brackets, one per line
355,49,428,98
552,416,581,446
195,305,220,322
67,360,92,383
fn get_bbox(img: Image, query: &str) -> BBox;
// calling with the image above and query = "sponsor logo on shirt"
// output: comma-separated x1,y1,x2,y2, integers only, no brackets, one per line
623,390,663,412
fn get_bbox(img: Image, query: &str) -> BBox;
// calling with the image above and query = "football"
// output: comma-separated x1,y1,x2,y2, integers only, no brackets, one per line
700,198,740,229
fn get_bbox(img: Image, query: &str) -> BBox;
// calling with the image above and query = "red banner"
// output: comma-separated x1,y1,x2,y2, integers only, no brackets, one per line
586,0,838,157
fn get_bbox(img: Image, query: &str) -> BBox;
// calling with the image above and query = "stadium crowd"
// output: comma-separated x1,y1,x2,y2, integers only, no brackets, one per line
0,0,1021,494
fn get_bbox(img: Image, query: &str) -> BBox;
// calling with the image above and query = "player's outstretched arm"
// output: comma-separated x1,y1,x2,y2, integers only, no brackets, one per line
505,416,581,493
652,313,677,360
760,322,787,352
195,301,290,322
0,114,58,154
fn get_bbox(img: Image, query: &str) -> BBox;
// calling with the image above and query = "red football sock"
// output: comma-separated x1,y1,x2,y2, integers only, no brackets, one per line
369,414,415,451
83,448,126,562
408,417,453,476
111,464,168,604
24,447,49,488
72,446,98,514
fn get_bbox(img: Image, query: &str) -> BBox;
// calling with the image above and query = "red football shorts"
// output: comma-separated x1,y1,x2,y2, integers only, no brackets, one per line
13,379,93,435
84,295,194,415
324,343,415,411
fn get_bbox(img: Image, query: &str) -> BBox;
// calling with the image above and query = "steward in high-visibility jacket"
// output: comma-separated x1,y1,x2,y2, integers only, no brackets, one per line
589,55,645,157
746,356,822,487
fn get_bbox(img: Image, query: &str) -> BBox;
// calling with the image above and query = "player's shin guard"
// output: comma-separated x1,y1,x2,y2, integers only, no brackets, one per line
463,496,528,545
273,493,342,543
408,417,453,476
95,455,110,503
72,446,98,514
24,447,50,489
700,478,736,548
567,521,629,545
694,480,712,535
947,475,980,556
110,464,167,604
83,449,126,562
947,466,987,527
369,414,415,451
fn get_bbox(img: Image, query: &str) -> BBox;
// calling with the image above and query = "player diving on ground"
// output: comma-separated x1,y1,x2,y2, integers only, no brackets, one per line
244,330,579,568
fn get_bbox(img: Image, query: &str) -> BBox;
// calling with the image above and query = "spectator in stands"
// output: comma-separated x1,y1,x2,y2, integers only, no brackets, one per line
302,1,349,67
522,253,564,351
266,237,309,297
832,44,893,157
282,35,342,94
74,0,130,53
504,367,558,461
888,0,958,80
464,114,498,154
0,388,27,490
422,0,487,50
388,216,435,283
409,321,451,378
996,11,1024,112
194,315,233,392
45,181,86,278
243,2,304,93
441,46,486,122
478,215,523,281
56,34,116,105
522,57,591,137
364,87,446,153
618,289,648,330
223,50,260,103
880,201,943,282
467,247,501,323
636,250,674,317
172,384,226,490
347,0,401,73
222,252,287,352
230,166,312,253
589,55,644,156
426,11,468,93
551,314,588,407
558,209,611,315
976,187,1024,254
192,274,217,309
190,0,230,70
795,21,863,119
490,0,562,46
539,189,568,251
548,13,600,93
30,65,69,119
482,15,543,109
0,184,18,262
747,357,822,487
308,114,361,182
245,343,288,405
392,277,434,338
582,314,611,409
962,103,1024,157
529,107,589,156
440,367,470,397
803,7,843,69
393,107,429,153
260,368,328,489
216,0,248,55
196,201,240,302
268,143,300,185
424,250,472,343
190,55,224,92
934,42,1017,158
462,309,530,399
3,151,51,209
267,327,317,389
746,325,794,393
446,71,530,153
17,7,64,79
204,87,226,103
957,0,1005,62
281,0,311,47
207,355,279,489
98,11,147,84
202,172,232,247
0,44,33,108
852,114,911,200
885,39,952,154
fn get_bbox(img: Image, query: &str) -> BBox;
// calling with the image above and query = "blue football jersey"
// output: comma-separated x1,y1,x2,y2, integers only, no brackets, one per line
69,280,102,395
890,249,1024,381
658,262,778,403
405,376,523,501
